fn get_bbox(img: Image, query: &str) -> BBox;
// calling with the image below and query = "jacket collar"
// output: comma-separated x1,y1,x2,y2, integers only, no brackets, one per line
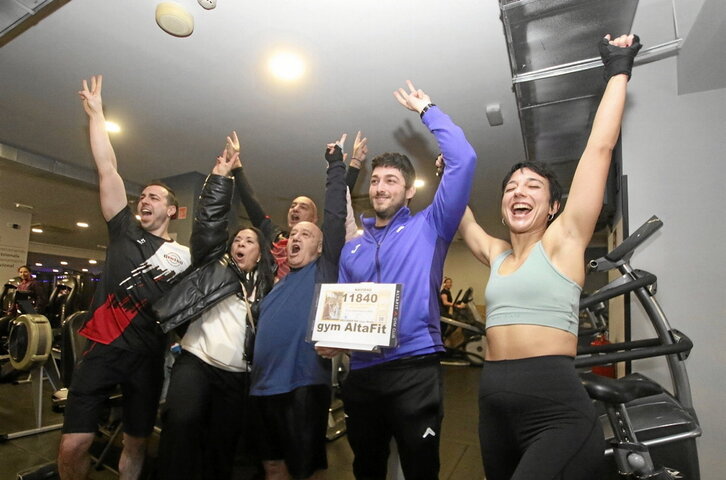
360,206,411,239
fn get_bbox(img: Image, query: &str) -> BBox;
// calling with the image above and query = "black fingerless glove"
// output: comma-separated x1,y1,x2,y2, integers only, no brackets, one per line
325,144,344,164
599,34,642,81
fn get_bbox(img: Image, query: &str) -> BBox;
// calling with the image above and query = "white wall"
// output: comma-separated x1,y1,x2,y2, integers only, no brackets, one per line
622,53,726,478
0,206,31,283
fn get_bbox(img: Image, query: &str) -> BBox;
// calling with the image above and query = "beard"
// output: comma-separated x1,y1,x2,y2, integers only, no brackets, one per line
372,197,406,221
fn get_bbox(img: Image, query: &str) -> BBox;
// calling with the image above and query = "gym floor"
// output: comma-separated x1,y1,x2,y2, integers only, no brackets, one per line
0,365,484,480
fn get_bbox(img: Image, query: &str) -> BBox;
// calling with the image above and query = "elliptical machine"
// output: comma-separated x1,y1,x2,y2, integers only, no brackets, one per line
575,216,701,479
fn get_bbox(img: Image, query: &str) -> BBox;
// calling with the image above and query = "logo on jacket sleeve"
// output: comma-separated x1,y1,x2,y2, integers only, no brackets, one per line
350,244,361,254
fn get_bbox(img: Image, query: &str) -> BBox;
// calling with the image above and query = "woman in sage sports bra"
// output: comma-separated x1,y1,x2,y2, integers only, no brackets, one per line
458,34,641,480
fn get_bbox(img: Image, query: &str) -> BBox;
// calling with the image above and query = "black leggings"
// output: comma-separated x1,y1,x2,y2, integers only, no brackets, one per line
158,351,250,480
478,355,605,480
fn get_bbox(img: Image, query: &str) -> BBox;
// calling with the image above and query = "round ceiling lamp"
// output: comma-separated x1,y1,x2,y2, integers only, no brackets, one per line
155,2,194,37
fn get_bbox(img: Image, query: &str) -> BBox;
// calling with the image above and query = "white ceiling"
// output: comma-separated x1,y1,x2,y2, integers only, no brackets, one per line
0,0,527,264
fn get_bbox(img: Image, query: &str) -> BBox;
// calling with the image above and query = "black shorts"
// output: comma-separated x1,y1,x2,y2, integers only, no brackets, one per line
62,341,165,437
250,384,331,479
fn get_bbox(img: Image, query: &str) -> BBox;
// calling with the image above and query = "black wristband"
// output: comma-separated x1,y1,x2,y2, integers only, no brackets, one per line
325,144,344,164
599,35,642,82
419,103,436,118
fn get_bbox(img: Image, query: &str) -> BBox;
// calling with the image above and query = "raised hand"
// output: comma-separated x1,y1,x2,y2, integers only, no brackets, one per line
435,153,445,176
326,133,347,164
393,80,432,114
223,131,242,168
599,33,642,81
78,75,104,117
212,150,238,177
350,131,368,169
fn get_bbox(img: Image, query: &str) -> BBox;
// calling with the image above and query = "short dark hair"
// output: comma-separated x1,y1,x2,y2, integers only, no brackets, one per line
371,153,416,189
18,265,31,273
142,181,179,219
143,181,179,210
501,161,562,210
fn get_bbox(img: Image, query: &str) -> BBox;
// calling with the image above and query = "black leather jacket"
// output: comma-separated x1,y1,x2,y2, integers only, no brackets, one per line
153,174,251,333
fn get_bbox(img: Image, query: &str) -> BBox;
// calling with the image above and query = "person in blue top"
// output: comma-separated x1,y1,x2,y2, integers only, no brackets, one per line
317,81,477,480
249,136,347,480
458,34,641,480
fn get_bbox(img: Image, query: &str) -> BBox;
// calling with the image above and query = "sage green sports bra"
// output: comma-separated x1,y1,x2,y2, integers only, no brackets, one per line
485,241,581,335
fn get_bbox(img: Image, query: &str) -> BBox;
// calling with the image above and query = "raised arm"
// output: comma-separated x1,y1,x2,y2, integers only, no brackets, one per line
344,131,367,241
318,136,348,280
189,140,237,266
394,80,477,241
555,34,641,246
458,205,512,267
79,75,127,221
227,131,283,244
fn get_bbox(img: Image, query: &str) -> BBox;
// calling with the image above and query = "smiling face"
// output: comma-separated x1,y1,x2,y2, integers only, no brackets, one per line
286,221,322,269
369,166,416,226
229,228,261,272
501,167,559,234
137,184,176,234
443,278,452,289
18,266,32,282
287,196,317,230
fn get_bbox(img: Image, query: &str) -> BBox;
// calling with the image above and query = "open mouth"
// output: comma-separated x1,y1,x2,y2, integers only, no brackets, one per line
290,213,300,223
511,203,532,217
290,244,301,254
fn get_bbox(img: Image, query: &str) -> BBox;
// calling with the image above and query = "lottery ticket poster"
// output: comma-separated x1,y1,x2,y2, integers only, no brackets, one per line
307,283,402,351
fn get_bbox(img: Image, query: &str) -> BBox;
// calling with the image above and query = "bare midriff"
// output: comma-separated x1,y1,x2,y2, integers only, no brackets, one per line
485,324,578,360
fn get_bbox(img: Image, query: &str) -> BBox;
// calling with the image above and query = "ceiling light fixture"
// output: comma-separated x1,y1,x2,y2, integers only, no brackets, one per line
88,259,98,264
31,227,43,233
15,203,33,210
268,51,305,81
155,2,194,37
414,179,425,188
35,263,42,267
76,222,89,228
60,261,68,265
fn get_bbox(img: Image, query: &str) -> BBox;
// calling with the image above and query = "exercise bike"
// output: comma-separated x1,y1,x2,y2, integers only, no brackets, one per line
575,216,701,479
440,287,486,366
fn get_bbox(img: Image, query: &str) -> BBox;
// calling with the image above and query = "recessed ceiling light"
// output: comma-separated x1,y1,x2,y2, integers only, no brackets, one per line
105,121,121,133
88,259,98,264
52,269,59,273
414,179,425,188
31,227,43,233
60,261,68,265
77,222,89,228
268,51,305,81
82,268,89,272
35,262,43,267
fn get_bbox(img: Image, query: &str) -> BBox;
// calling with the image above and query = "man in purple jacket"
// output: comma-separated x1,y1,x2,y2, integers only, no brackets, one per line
317,81,477,480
